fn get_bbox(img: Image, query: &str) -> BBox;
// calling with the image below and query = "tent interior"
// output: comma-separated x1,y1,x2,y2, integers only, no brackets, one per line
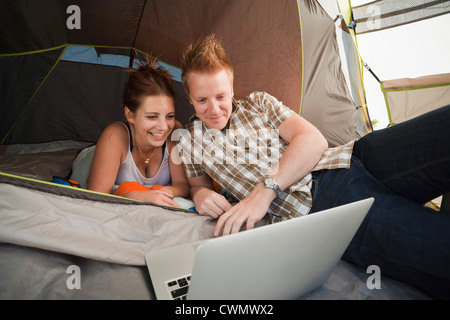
0,0,449,299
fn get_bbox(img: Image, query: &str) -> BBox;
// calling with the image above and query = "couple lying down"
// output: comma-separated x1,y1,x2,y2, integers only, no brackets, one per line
86,35,450,299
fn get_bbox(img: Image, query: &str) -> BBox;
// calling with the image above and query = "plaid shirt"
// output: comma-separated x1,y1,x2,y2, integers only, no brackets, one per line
175,92,354,221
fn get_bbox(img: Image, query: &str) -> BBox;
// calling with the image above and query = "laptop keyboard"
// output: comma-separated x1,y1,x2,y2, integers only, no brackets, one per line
166,274,192,300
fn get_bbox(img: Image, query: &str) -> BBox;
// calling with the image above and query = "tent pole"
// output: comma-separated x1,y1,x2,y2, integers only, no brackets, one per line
129,0,147,68
129,49,135,68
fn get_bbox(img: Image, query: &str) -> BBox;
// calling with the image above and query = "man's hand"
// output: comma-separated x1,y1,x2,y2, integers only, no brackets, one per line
214,183,275,236
193,187,232,219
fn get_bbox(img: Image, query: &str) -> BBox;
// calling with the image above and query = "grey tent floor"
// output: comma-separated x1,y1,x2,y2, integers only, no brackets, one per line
0,243,431,300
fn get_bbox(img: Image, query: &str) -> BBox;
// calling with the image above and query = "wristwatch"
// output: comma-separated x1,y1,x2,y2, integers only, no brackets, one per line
263,177,282,196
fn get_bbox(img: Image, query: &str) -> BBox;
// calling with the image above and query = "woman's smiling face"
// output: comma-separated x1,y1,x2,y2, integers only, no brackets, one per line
125,95,176,148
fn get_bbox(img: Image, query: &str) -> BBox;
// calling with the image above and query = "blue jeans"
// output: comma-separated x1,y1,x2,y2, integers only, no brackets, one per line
311,104,450,298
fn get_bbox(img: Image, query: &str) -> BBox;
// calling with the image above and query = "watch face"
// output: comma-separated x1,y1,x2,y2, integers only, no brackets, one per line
264,177,280,195
265,177,276,187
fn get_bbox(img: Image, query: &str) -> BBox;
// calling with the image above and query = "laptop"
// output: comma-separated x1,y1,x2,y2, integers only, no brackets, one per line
145,197,374,300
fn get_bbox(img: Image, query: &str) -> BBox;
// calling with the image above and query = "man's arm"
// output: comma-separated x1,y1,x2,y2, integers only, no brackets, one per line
215,114,328,236
266,113,328,191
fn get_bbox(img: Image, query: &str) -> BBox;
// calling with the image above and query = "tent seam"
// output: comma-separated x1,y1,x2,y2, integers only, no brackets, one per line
0,171,132,199
0,43,145,57
131,0,147,49
380,81,394,126
382,82,450,92
0,44,68,57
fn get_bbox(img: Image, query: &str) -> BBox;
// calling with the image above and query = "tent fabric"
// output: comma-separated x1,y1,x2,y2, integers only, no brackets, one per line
352,0,450,35
336,19,372,137
1,0,372,147
7,61,129,143
133,0,304,113
0,48,65,143
0,173,215,266
381,73,450,125
296,0,372,146
317,0,373,139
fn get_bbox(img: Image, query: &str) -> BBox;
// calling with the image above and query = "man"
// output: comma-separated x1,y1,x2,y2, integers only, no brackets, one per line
175,34,450,298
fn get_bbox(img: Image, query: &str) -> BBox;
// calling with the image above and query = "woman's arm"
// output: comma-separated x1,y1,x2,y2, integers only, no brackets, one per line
159,121,190,198
87,122,128,194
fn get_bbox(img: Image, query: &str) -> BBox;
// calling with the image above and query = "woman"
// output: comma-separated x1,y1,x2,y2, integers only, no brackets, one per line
87,60,189,207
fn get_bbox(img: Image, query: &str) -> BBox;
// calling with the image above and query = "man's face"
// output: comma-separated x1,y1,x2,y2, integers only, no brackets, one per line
185,68,234,130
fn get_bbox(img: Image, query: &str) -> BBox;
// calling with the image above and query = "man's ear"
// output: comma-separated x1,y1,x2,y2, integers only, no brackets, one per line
230,78,234,98
124,106,134,123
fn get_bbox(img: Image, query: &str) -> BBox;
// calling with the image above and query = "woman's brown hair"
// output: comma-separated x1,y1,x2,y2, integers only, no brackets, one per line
122,57,176,112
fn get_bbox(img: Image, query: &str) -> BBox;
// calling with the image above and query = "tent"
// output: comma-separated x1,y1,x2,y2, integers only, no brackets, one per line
0,0,373,148
341,0,450,127
0,0,446,300
343,0,450,212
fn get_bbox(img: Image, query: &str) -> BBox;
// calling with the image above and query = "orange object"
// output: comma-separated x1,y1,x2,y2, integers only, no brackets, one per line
115,181,151,196
68,179,80,188
212,180,222,193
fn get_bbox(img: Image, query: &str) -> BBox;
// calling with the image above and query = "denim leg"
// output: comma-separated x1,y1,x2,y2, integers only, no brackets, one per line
311,158,450,298
352,104,450,203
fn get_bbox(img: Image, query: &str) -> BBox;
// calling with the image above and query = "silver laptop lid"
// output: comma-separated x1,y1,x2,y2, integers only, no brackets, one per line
187,198,374,300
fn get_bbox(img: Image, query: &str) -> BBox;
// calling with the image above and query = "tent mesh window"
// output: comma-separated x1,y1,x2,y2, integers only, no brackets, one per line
353,0,450,34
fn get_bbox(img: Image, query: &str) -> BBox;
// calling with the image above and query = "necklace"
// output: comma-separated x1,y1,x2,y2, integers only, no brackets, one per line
137,145,157,165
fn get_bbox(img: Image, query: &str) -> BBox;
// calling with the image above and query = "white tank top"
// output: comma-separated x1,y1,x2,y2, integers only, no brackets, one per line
115,122,171,186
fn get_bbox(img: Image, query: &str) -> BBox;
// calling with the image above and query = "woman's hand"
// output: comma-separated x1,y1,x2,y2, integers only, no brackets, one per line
124,189,180,207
